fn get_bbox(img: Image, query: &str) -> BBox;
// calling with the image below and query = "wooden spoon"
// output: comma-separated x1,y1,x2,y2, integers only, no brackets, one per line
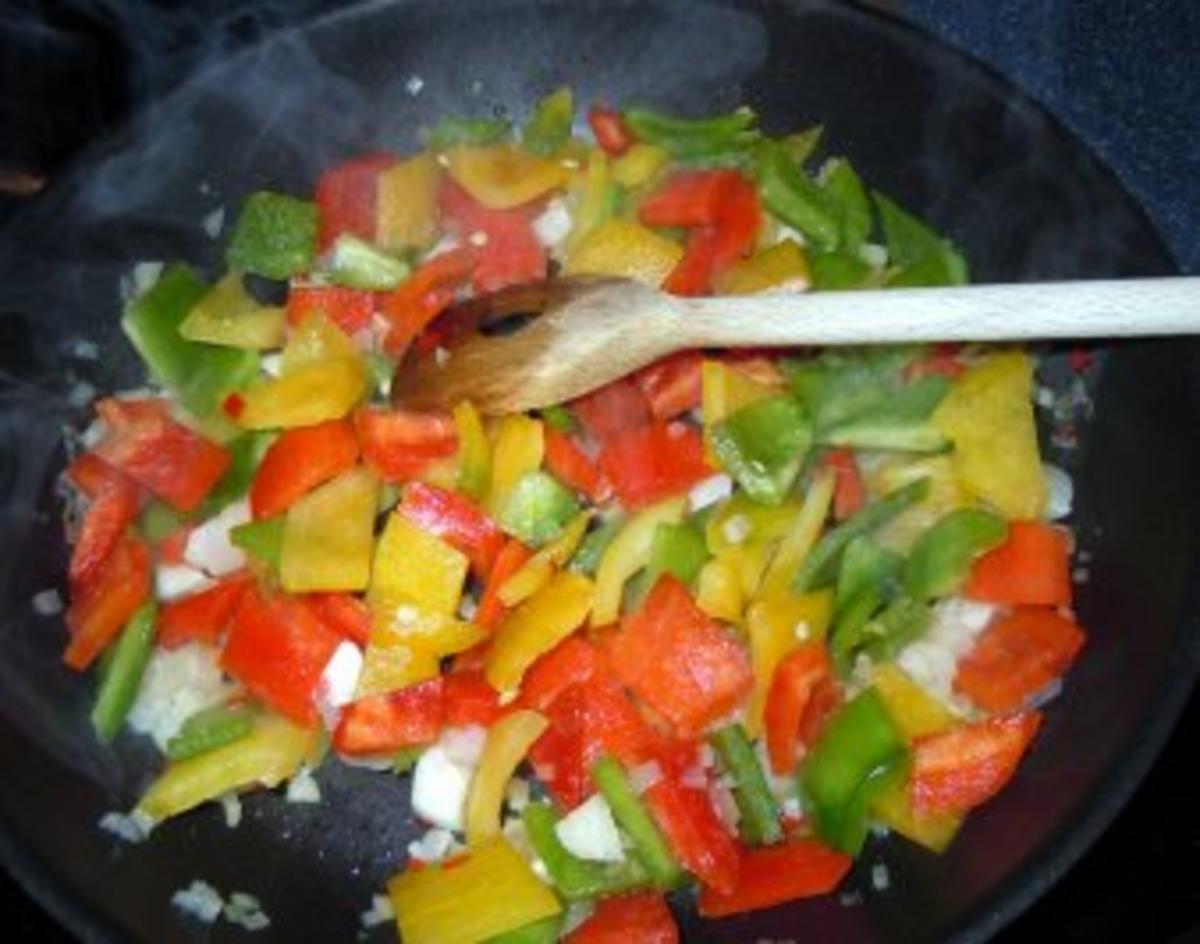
392,275,1200,414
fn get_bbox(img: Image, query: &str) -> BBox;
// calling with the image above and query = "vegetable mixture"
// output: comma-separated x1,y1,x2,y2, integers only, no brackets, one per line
59,90,1086,943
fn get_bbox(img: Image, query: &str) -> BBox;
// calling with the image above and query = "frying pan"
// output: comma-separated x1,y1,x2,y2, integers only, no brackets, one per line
1,1,1198,941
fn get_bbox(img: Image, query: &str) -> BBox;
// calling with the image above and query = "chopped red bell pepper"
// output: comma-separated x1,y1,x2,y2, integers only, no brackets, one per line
910,711,1042,814
566,892,678,944
587,106,635,157
571,377,652,446
543,428,610,504
304,592,373,647
315,152,397,252
639,170,742,229
954,607,1085,714
475,537,534,632
697,839,853,917
93,398,231,513
286,283,376,336
438,178,547,294
156,523,192,566
764,643,835,776
444,670,510,728
377,247,477,357
644,775,741,895
248,419,359,520
662,173,760,297
398,481,505,579
965,520,1073,607
635,351,704,421
517,635,606,711
63,537,152,671
220,586,343,727
905,343,966,381
157,574,251,649
821,448,867,521
604,576,752,737
355,406,458,482
66,451,130,500
598,421,714,509
68,476,140,590
333,678,446,755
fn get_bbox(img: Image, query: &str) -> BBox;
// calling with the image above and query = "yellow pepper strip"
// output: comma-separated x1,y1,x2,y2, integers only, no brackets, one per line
744,588,834,737
178,272,286,350
375,152,440,252
137,714,315,822
705,494,803,555
932,351,1047,519
369,512,469,618
715,239,811,295
280,466,378,593
612,143,669,190
701,358,775,429
722,541,773,601
485,572,594,695
356,617,483,699
281,313,361,372
453,400,491,502
565,219,683,287
498,511,591,608
566,149,614,250
695,556,744,623
388,837,561,944
415,455,461,492
465,709,550,847
869,455,968,553
592,496,687,626
757,467,835,597
867,664,963,852
447,143,569,210
485,415,545,518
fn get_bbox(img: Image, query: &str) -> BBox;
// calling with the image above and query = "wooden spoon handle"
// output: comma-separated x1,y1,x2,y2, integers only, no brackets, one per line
677,277,1200,347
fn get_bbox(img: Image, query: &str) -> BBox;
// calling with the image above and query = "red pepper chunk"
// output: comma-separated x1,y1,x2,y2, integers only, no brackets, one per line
157,574,251,650
355,406,458,482
93,398,230,513
599,421,714,510
587,106,635,157
639,170,742,229
286,284,375,336
378,247,477,357
571,377,652,446
63,537,151,671
443,670,509,728
965,520,1073,607
644,776,741,895
220,587,342,727
315,152,397,251
475,537,534,632
398,481,505,579
333,678,446,756
303,592,373,647
249,419,359,520
68,475,140,591
543,428,610,504
910,711,1043,814
438,178,547,294
635,351,704,421
518,635,607,711
821,448,867,521
604,576,752,737
954,607,1085,714
764,643,836,776
697,839,853,918
65,451,130,499
566,892,678,944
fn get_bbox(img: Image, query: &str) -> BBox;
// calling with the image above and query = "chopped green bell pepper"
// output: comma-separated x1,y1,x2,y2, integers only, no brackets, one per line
165,703,255,761
835,536,902,614
786,347,916,433
623,106,759,161
873,192,968,288
539,404,576,434
860,596,933,663
809,249,874,290
324,234,412,291
819,375,952,453
523,87,575,157
781,125,824,166
710,395,812,506
522,802,651,901
225,191,318,280
484,915,563,944
567,515,624,576
645,520,710,587
429,116,511,149
91,601,157,742
801,688,909,855
821,157,871,252
139,501,189,543
830,583,885,677
591,755,682,889
230,515,285,569
709,723,782,845
755,140,840,251
498,471,582,548
905,508,1008,600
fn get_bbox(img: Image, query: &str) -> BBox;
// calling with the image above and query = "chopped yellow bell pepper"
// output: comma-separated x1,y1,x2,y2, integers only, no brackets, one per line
465,709,549,847
592,496,686,626
485,415,545,518
485,571,594,695
715,239,811,295
701,359,775,427
565,219,683,286
388,837,561,944
499,511,591,607
376,151,440,252
566,150,616,250
281,312,361,371
932,351,1047,519
279,466,378,593
179,272,286,350
871,663,960,740
453,399,491,502
705,494,802,555
744,588,834,736
721,542,773,601
137,713,315,822
696,556,744,623
414,455,461,492
447,143,569,210
612,143,669,190
869,455,968,552
369,512,469,619
356,616,482,698
870,780,961,854
757,467,835,597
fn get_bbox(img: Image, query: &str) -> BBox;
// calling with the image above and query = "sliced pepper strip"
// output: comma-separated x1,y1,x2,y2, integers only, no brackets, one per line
64,537,152,671
465,709,549,847
476,538,535,633
697,839,853,918
764,642,836,776
399,481,505,580
565,893,678,944
333,678,445,756
248,418,359,520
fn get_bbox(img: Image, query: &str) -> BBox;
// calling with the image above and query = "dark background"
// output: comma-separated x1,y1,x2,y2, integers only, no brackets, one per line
1,0,1197,940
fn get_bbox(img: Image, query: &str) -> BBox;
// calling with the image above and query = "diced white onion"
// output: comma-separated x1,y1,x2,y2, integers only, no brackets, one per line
171,880,223,923
441,725,488,768
411,745,473,831
688,474,733,513
285,767,322,804
31,589,63,616
184,500,251,577
314,641,364,729
554,794,626,863
219,792,243,828
1044,464,1074,520
721,513,752,545
155,563,216,602
532,198,573,248
359,895,395,929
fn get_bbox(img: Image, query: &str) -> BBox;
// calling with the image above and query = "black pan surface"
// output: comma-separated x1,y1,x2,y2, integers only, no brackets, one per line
1,1,1197,941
